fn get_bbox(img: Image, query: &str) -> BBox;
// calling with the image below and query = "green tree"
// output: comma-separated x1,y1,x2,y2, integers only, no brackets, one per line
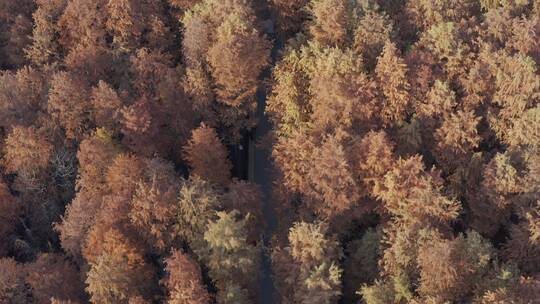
196,211,260,304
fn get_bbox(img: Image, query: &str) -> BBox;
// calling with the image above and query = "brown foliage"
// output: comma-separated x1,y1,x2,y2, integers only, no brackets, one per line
86,229,156,304
309,0,349,47
76,132,120,196
162,249,211,304
352,130,396,198
224,180,264,242
0,182,20,255
353,11,394,69
57,0,108,50
272,130,316,196
0,67,47,129
2,14,33,68
416,232,492,302
105,153,146,198
183,124,232,186
55,190,102,261
375,41,410,125
64,44,112,84
182,14,212,65
25,0,68,66
479,276,540,304
2,126,53,175
176,176,221,246
168,0,200,10
207,13,271,106
130,175,179,252
48,72,92,140
106,0,145,50
25,253,86,304
90,81,123,133
376,155,461,226
0,258,30,303
510,16,540,63
0,0,34,68
308,47,379,135
119,97,161,157
270,0,310,34
405,0,479,31
272,221,343,303
306,135,361,217
434,110,481,160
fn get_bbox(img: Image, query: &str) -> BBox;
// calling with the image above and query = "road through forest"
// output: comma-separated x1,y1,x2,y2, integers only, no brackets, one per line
252,2,281,302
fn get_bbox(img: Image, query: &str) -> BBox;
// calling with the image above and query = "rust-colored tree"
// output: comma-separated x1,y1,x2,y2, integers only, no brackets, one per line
183,124,232,186
162,249,212,304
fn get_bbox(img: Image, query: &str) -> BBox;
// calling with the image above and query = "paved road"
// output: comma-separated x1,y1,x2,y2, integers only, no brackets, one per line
251,3,281,302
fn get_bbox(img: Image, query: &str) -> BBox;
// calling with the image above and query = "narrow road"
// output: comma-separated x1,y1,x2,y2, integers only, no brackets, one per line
252,87,278,304
250,2,282,303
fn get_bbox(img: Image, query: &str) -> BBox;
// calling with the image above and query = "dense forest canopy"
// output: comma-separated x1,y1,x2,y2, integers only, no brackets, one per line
0,0,539,303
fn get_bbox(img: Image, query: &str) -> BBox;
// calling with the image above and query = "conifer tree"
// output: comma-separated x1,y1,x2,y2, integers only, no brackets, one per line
196,211,260,304
375,41,410,125
272,221,343,304
183,124,232,186
86,229,156,304
162,249,212,304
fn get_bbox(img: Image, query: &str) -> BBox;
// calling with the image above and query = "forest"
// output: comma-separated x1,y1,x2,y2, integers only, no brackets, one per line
0,0,539,303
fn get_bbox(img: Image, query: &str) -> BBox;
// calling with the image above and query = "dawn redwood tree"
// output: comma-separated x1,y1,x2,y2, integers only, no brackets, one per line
56,0,108,52
342,228,382,302
0,0,34,68
183,124,232,187
0,182,21,256
272,221,343,304
265,48,312,137
86,229,156,304
75,130,120,197
55,131,121,261
375,155,461,226
270,0,310,35
197,210,260,304
162,249,212,304
0,67,47,130
48,71,92,140
106,0,144,50
130,175,179,252
352,130,396,199
0,258,30,303
305,45,378,137
353,9,394,70
55,190,101,261
2,125,54,197
2,126,52,176
433,109,481,165
502,200,540,274
375,41,411,126
305,135,361,218
416,231,493,302
223,180,264,243
405,0,479,31
176,176,221,247
272,129,316,196
25,253,86,303
309,0,350,47
119,97,161,157
181,0,271,142
479,276,540,304
90,81,123,134
207,12,271,106
25,0,70,66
